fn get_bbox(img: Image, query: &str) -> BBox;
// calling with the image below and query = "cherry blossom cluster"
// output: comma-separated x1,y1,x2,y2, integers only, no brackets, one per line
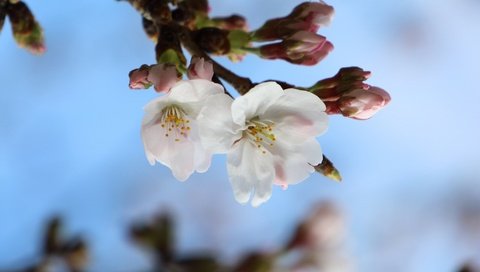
0,0,45,54
131,58,327,206
125,0,391,206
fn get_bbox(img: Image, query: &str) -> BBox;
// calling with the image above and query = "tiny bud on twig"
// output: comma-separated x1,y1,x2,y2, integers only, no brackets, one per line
7,1,45,54
313,155,342,182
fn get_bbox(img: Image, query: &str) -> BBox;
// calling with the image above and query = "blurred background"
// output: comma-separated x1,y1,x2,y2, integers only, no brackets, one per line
1,0,480,271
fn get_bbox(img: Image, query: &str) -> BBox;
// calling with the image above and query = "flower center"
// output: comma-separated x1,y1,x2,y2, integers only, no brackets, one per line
159,105,191,142
245,118,276,154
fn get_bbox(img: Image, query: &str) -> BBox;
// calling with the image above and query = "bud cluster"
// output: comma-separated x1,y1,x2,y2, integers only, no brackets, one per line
310,67,390,120
247,1,335,66
1,0,45,54
129,57,213,92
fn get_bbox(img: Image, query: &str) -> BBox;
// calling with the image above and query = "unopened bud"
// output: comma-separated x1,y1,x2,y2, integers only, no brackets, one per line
171,7,195,27
146,0,171,23
336,86,391,120
290,1,334,30
259,31,333,66
193,27,231,55
310,67,371,101
7,1,45,54
211,14,247,31
129,64,152,89
129,63,180,92
142,17,158,41
183,0,209,15
187,56,214,80
313,155,342,182
128,0,149,17
147,63,180,92
252,1,334,41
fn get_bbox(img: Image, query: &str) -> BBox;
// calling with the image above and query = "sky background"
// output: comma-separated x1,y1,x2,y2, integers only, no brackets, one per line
1,0,480,271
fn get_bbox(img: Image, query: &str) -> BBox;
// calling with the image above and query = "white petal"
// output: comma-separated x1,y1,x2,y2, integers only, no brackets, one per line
197,94,241,153
168,79,224,104
142,106,211,181
188,119,212,173
143,95,171,117
262,88,328,141
273,138,322,186
168,139,196,181
231,82,283,126
227,140,275,206
141,114,172,165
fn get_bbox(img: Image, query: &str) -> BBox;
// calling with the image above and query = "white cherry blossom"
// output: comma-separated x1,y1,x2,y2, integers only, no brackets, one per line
198,82,328,207
142,79,224,181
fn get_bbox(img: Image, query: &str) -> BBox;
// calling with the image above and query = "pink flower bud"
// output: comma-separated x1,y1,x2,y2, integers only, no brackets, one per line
147,63,180,93
252,1,334,41
259,31,333,66
187,57,214,80
337,87,391,120
128,65,151,89
290,1,334,32
310,67,372,101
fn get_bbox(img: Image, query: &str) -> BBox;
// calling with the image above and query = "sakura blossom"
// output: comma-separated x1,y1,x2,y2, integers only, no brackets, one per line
142,79,224,181
198,82,328,207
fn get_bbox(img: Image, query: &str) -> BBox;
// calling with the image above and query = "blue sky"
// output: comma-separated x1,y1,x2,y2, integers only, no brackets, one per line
1,0,480,271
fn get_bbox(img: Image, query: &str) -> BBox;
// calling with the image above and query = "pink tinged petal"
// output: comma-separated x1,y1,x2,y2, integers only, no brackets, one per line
168,79,224,105
272,137,322,187
197,94,242,153
262,88,328,141
187,57,214,81
227,140,275,207
147,64,179,93
231,82,284,126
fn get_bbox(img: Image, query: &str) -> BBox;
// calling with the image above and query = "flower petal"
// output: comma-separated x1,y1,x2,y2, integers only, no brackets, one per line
168,79,224,104
273,138,322,187
231,82,283,126
197,94,242,153
227,140,275,207
142,98,212,181
262,88,328,141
